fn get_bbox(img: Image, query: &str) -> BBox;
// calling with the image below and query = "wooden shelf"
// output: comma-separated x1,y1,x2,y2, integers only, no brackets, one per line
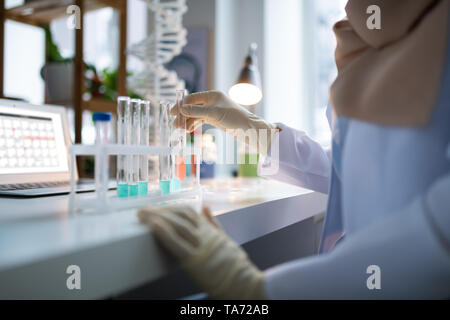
1,0,127,155
82,98,116,113
5,0,122,26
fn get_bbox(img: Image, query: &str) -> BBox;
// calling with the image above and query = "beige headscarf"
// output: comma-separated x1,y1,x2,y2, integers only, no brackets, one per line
330,0,449,126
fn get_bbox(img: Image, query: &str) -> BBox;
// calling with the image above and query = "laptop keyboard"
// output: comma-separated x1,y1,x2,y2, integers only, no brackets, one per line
0,181,69,191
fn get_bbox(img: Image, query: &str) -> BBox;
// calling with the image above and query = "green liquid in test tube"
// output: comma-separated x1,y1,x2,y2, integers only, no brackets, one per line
117,97,130,197
129,99,141,197
138,100,150,195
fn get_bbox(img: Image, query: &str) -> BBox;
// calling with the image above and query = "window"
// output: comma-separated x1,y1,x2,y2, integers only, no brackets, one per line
312,0,347,144
4,20,45,104
264,0,346,146
4,0,45,103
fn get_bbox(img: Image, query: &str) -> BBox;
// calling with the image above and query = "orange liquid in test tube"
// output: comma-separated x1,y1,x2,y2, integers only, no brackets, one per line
191,154,196,176
176,156,186,180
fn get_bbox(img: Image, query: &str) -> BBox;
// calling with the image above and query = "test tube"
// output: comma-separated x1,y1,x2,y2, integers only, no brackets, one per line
117,97,130,197
129,99,141,196
159,101,171,194
93,112,112,202
169,114,181,191
175,89,187,182
139,100,150,195
148,100,160,186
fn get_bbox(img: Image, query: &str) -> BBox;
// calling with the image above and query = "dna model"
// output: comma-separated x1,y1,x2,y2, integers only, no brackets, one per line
127,0,188,103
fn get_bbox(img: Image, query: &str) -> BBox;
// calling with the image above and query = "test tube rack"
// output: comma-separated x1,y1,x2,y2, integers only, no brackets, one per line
68,144,201,214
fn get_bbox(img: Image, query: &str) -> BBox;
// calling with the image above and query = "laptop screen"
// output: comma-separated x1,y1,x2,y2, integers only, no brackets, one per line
0,105,69,175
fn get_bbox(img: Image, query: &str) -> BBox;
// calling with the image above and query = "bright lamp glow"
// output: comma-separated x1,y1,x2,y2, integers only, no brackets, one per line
229,83,263,106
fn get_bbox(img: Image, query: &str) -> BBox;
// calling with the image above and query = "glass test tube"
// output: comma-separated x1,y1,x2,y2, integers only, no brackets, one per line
129,99,141,196
175,89,187,182
138,100,150,195
148,100,160,187
159,101,171,194
93,113,112,202
169,114,180,191
117,97,130,197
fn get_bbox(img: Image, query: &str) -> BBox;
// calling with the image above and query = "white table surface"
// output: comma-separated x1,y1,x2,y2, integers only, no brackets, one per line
0,178,327,299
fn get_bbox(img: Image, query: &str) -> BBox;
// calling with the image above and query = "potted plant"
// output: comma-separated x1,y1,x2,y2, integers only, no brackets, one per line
40,26,74,105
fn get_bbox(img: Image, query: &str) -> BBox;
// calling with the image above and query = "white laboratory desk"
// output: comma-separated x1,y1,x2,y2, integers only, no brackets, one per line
0,178,327,299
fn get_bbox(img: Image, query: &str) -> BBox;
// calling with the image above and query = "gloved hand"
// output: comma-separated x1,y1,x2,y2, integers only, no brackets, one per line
171,90,279,155
138,205,266,300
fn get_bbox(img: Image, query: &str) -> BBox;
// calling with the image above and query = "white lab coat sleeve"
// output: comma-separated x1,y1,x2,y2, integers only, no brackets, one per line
258,123,332,194
264,171,450,299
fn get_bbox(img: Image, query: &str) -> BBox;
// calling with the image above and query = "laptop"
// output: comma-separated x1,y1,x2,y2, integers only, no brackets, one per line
0,99,114,197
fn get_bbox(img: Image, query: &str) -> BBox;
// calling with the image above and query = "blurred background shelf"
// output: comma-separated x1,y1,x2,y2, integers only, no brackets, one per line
82,97,116,113
4,0,122,26
0,0,128,145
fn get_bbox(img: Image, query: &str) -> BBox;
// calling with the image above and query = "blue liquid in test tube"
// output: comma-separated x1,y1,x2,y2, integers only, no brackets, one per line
129,99,141,196
117,97,130,197
159,101,171,194
138,100,150,195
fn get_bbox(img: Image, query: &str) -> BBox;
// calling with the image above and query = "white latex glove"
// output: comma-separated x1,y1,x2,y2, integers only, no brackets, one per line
138,205,266,300
171,90,279,155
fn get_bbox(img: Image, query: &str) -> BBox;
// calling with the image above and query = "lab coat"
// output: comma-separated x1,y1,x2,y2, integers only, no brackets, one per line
258,24,450,301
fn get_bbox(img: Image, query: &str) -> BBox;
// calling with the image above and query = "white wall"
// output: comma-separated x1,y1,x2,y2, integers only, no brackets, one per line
215,0,265,116
214,0,238,94
214,0,310,130
184,0,216,90
264,0,301,128
215,0,329,135
264,0,316,131
214,0,266,176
